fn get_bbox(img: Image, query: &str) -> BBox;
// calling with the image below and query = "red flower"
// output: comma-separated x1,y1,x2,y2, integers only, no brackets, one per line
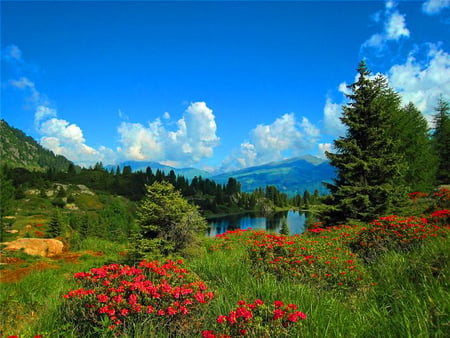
217,315,227,324
273,308,285,320
202,330,217,338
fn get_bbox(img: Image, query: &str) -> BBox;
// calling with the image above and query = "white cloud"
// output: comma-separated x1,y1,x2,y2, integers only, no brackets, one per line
226,113,320,169
117,102,220,166
385,11,410,40
422,0,450,14
362,0,410,51
318,143,332,159
38,118,116,167
388,44,450,121
323,97,346,137
10,77,40,103
35,105,57,126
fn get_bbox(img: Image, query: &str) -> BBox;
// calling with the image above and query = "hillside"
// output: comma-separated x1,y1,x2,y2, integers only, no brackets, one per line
211,155,335,196
0,119,73,171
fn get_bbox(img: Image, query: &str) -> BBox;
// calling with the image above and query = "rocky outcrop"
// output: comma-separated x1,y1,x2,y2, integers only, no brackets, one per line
2,238,64,257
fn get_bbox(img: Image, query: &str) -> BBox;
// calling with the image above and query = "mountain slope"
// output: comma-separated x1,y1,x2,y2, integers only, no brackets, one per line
211,156,335,196
0,119,73,171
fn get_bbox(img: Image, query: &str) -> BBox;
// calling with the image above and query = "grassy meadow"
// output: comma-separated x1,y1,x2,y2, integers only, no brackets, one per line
1,190,449,337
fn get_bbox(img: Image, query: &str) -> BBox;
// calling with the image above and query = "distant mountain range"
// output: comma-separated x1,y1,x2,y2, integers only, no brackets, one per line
1,119,335,194
210,155,335,196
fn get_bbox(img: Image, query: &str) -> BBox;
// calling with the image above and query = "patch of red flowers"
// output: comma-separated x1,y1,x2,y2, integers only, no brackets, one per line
62,259,214,335
202,299,307,337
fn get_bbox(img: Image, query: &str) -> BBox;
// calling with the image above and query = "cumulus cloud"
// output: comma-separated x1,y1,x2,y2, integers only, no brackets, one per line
224,113,320,170
388,44,450,121
362,0,410,51
117,102,220,166
37,117,116,166
422,0,450,14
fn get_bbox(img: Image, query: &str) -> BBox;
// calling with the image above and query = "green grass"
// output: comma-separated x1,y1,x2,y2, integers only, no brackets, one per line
1,222,449,337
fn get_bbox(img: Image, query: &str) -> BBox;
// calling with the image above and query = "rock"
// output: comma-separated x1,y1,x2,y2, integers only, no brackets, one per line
2,238,64,257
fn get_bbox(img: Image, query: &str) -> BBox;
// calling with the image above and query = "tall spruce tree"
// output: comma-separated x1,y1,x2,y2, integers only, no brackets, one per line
320,61,408,226
431,97,450,185
387,102,437,191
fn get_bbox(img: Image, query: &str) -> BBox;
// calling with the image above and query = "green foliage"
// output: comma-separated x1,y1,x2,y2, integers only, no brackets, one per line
431,97,450,185
0,119,73,172
0,167,15,217
47,211,62,238
388,102,438,191
132,181,208,259
279,219,290,235
320,61,409,226
61,259,214,337
348,213,449,263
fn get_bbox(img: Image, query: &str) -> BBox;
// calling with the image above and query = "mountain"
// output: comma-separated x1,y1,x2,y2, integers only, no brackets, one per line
0,119,73,171
211,155,335,196
105,161,210,180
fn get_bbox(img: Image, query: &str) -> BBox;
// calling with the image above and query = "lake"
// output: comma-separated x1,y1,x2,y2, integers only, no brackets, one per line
207,210,307,237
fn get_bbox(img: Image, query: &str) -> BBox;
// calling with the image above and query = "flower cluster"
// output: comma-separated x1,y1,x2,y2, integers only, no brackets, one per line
349,212,449,263
209,229,251,251
202,299,307,337
62,259,214,336
246,231,367,290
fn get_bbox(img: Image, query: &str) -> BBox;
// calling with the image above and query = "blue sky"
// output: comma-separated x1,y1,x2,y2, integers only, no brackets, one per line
1,0,449,172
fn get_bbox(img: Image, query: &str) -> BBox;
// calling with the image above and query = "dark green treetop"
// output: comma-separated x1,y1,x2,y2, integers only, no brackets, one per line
432,96,450,185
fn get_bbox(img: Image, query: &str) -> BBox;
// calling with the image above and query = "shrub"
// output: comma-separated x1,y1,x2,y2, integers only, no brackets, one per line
202,299,307,337
349,212,449,263
61,259,214,336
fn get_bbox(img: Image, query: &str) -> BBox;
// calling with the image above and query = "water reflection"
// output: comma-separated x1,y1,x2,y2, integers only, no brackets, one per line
207,210,306,237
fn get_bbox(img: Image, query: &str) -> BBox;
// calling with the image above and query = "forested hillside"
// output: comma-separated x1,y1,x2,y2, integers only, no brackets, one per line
0,119,73,172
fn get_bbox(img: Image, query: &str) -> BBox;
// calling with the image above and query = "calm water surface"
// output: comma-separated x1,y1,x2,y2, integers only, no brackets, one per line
207,210,306,237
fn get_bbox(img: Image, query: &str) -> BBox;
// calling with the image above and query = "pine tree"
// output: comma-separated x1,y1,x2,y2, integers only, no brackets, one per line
431,97,450,185
320,61,408,226
387,102,437,191
47,212,62,238
132,181,207,258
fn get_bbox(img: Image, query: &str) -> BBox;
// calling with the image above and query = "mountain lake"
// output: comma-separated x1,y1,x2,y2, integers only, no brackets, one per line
207,210,307,237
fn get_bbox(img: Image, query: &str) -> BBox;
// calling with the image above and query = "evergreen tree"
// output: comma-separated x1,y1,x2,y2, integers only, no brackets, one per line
320,61,408,226
279,219,290,235
132,181,207,258
431,97,450,184
0,167,15,218
387,102,437,191
47,212,62,238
